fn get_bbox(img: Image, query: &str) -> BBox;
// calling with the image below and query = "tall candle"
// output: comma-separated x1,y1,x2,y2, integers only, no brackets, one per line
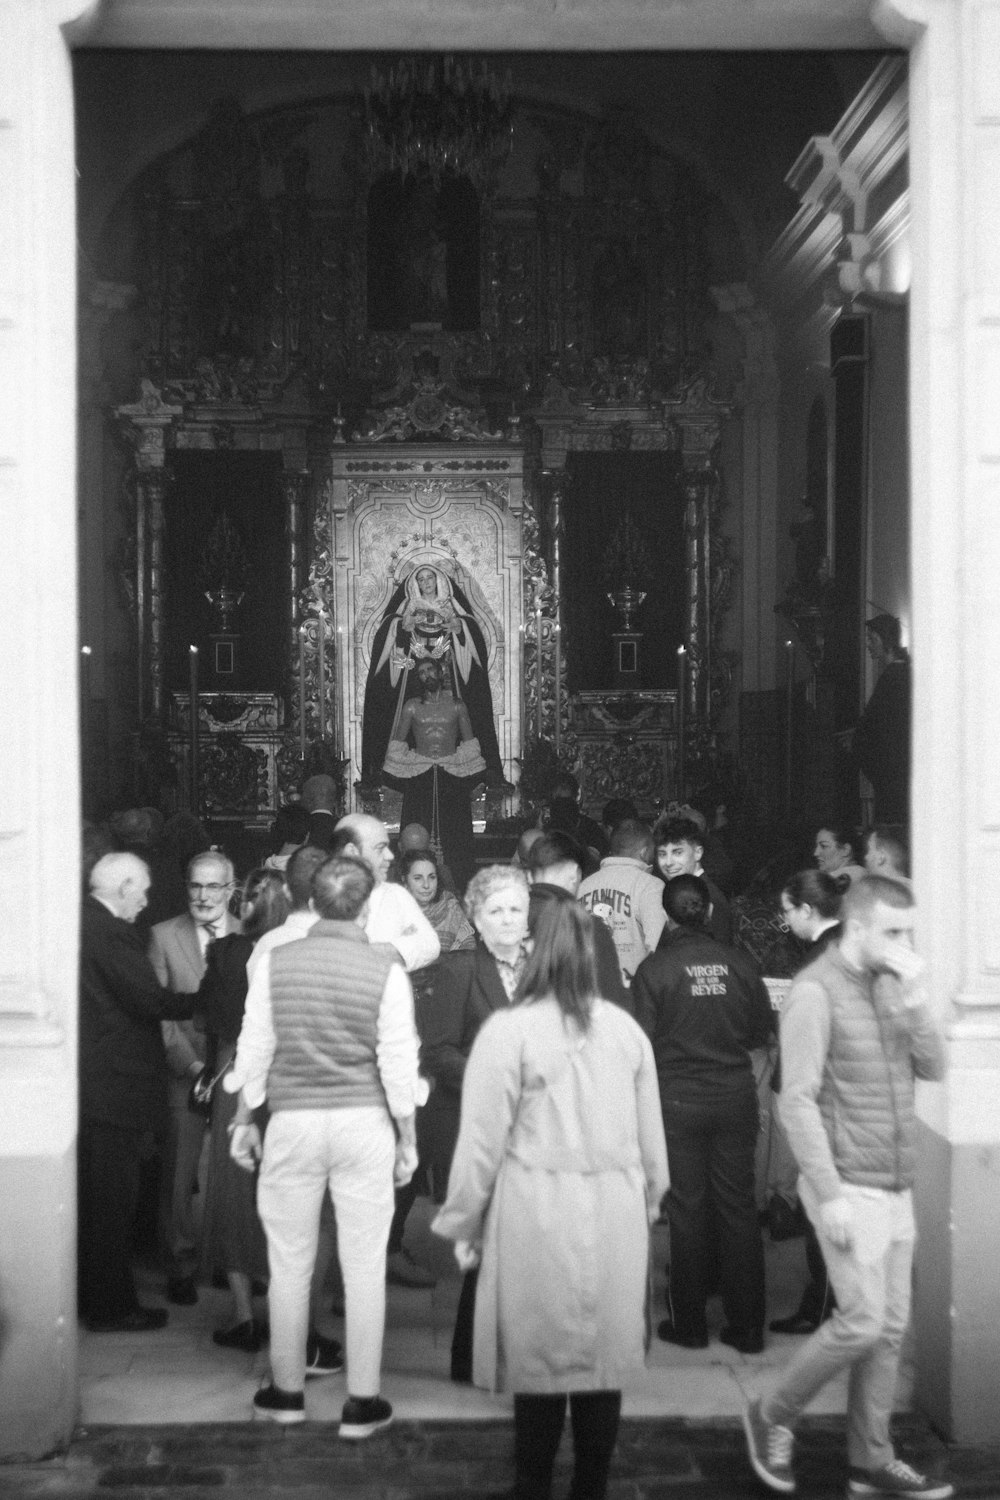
189,644,199,813
535,605,543,741
676,644,686,799
518,623,526,764
784,639,795,814
80,646,92,783
553,623,562,758
336,625,345,760
298,624,307,762
317,610,326,743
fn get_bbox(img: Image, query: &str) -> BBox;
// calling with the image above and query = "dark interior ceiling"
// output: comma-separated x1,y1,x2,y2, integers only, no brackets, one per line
73,48,894,269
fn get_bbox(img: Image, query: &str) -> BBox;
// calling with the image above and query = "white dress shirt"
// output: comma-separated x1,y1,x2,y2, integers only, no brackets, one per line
366,882,440,972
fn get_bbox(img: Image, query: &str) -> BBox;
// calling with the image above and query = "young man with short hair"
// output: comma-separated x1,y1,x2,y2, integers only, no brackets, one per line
653,815,733,943
743,877,951,1499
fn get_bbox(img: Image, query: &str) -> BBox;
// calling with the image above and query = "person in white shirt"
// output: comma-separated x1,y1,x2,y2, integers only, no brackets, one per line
227,856,421,1438
335,813,441,972
577,819,667,987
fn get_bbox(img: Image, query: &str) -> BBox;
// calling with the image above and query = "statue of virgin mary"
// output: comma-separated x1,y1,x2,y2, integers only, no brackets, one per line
360,561,505,791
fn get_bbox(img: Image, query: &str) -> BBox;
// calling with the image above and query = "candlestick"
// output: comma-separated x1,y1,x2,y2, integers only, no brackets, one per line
317,610,326,743
553,622,562,758
80,646,92,783
336,625,345,760
676,644,686,799
188,645,199,813
784,638,795,814
535,605,543,742
298,625,307,762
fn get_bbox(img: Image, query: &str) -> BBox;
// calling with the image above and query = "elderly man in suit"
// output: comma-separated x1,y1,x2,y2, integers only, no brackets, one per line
79,852,196,1331
148,849,240,1304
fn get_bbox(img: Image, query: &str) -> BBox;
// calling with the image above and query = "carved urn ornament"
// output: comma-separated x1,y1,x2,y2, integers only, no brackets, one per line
201,512,248,633
606,584,648,633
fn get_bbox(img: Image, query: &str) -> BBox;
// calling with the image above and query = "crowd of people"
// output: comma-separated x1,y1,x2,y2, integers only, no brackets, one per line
77,776,951,1498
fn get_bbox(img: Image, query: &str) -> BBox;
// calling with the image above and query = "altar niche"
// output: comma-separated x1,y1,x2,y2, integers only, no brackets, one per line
164,451,286,695
366,173,481,333
563,451,686,690
322,442,524,807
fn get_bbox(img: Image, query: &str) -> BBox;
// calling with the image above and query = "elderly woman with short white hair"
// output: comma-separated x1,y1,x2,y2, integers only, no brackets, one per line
416,863,531,1382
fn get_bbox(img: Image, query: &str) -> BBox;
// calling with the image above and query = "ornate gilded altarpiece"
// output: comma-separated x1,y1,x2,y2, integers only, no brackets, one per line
318,424,525,815
103,93,740,820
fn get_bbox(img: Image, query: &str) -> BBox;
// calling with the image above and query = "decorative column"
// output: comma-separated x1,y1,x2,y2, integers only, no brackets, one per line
115,385,182,723
143,470,168,720
663,378,733,749
281,468,309,698
548,470,565,756
710,285,779,696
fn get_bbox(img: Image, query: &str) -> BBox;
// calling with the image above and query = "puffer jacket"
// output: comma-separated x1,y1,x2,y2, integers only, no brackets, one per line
777,943,946,1202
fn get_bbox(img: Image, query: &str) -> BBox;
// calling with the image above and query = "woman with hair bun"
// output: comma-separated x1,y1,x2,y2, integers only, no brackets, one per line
780,869,844,959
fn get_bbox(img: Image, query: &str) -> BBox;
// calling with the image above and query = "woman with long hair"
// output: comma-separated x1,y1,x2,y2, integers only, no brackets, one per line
433,901,668,1500
397,847,475,955
198,866,290,1349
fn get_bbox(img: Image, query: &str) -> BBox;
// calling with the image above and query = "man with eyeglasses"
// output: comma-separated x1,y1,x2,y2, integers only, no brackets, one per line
149,850,241,1305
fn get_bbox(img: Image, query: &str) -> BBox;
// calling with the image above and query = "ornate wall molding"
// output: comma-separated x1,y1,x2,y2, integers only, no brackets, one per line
761,55,909,352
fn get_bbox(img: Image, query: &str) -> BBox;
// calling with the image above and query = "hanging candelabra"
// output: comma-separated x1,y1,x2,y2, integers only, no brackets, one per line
363,54,514,188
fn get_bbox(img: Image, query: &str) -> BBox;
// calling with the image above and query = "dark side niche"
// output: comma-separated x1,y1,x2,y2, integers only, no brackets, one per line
563,452,686,691
163,451,286,695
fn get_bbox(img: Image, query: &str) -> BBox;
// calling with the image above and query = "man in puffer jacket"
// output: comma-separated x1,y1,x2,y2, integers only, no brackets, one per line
743,875,951,1500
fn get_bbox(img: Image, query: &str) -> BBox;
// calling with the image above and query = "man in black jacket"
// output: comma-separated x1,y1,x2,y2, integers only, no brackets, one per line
79,852,196,1332
524,830,631,1013
633,874,774,1354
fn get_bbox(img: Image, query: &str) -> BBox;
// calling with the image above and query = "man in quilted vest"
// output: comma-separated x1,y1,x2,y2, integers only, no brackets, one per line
227,855,421,1439
744,876,951,1500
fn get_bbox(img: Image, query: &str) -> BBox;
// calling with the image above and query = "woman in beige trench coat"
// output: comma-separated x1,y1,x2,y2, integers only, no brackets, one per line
433,901,669,1500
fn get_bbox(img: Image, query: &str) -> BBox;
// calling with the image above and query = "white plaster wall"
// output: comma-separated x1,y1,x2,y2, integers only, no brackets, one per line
0,0,89,1460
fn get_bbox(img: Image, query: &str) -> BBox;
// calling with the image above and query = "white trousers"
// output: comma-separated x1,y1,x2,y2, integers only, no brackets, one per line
257,1106,396,1396
763,1179,915,1471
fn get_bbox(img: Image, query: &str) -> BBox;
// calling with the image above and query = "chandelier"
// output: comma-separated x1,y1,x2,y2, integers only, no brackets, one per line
363,55,514,189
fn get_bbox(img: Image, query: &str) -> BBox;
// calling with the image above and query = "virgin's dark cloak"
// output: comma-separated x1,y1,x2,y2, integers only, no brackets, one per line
361,576,505,789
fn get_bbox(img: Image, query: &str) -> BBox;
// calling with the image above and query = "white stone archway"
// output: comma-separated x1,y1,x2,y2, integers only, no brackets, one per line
2,0,999,1459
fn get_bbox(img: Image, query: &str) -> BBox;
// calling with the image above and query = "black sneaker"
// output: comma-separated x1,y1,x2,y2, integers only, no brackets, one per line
742,1397,795,1493
848,1461,954,1498
252,1382,305,1425
339,1394,393,1440
305,1332,344,1378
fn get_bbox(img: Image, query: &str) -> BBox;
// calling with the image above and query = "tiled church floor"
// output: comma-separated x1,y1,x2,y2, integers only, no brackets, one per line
77,1208,906,1427
7,1211,986,1500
